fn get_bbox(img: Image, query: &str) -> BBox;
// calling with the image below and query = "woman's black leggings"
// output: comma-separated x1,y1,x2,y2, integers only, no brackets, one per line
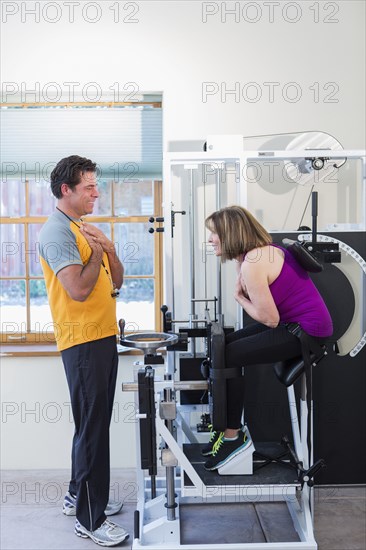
225,322,303,429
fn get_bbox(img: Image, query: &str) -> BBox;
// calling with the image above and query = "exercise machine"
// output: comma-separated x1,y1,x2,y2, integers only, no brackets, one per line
121,134,365,548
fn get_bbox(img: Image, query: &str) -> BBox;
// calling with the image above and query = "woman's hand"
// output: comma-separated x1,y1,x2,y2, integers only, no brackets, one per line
234,273,250,305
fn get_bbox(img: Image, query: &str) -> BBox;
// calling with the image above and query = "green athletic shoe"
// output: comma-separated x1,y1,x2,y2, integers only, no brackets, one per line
201,424,224,456
201,424,246,456
204,431,252,471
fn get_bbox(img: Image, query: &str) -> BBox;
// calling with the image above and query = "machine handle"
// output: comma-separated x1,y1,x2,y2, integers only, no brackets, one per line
119,319,126,341
161,305,172,332
302,459,326,487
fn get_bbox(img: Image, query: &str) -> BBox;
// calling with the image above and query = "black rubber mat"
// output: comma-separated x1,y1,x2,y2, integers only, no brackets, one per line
179,501,301,545
183,442,300,487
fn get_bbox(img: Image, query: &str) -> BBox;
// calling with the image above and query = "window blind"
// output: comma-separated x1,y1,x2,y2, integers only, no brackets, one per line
1,106,162,180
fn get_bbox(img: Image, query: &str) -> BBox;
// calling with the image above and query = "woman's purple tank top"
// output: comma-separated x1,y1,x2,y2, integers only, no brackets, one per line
268,244,333,337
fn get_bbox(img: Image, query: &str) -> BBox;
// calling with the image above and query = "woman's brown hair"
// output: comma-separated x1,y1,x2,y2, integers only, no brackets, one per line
205,205,272,262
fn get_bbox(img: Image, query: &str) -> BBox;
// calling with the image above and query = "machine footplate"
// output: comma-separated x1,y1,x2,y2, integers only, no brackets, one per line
183,442,301,487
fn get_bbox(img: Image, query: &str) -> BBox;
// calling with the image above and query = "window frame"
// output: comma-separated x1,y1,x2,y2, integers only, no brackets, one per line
0,179,163,344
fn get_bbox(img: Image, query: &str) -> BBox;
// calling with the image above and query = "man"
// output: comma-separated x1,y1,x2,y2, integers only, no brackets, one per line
39,155,129,546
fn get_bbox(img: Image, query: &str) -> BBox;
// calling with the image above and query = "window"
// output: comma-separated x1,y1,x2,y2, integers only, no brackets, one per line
0,178,163,343
0,102,163,343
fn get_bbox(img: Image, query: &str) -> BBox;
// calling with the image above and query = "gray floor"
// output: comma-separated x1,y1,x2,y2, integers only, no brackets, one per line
1,469,365,550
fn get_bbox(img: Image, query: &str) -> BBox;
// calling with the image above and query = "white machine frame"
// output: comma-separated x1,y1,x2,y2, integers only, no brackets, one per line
123,356,317,549
123,146,365,549
163,148,366,322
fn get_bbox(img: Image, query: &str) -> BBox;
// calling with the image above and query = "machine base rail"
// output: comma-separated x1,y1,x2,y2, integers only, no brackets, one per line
133,475,316,549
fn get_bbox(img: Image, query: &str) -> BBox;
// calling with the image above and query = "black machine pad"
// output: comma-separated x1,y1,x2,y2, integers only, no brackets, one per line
282,239,323,273
208,322,227,431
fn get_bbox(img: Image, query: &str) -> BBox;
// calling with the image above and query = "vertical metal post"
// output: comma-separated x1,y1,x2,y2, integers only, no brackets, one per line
237,156,248,330
216,167,223,324
300,375,309,470
311,191,318,243
189,168,197,354
362,155,366,230
287,385,303,462
361,156,366,345
164,374,177,521
162,155,175,377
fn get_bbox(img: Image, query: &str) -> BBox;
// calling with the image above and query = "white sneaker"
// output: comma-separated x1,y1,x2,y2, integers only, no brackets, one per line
75,519,129,546
63,492,123,516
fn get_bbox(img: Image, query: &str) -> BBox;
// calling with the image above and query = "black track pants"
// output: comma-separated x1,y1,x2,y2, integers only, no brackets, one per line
61,336,118,531
225,323,302,429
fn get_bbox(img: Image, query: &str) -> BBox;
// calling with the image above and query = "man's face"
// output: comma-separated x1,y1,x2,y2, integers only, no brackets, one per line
68,171,99,216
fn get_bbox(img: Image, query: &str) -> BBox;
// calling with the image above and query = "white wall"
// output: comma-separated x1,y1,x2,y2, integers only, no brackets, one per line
0,354,140,469
2,1,365,147
1,0,365,469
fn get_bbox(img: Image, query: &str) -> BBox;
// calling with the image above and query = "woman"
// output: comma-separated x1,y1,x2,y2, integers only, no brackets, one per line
203,205,333,471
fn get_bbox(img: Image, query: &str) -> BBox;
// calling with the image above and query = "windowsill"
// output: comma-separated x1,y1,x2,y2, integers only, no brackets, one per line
0,343,143,358
0,343,60,357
